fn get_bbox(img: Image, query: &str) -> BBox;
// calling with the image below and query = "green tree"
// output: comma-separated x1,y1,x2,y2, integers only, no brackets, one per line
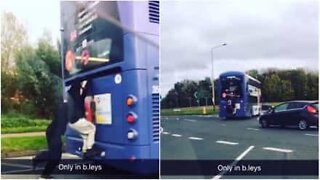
15,40,62,118
280,80,294,101
1,12,28,71
1,12,28,113
36,31,61,77
261,73,282,102
305,72,318,100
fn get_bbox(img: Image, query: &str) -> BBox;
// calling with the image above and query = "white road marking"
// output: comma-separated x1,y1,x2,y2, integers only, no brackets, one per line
162,131,170,135
171,134,182,137
212,146,255,179
220,124,226,126
216,140,238,145
184,119,196,122
263,147,293,153
247,128,259,131
188,137,203,140
176,118,180,120
235,145,255,161
305,133,318,137
160,127,163,133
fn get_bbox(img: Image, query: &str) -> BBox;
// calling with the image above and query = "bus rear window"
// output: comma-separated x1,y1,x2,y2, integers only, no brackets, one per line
61,1,124,79
220,77,243,98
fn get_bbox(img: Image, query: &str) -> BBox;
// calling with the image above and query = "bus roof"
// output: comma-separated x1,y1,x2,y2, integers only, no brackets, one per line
219,71,261,84
245,74,261,84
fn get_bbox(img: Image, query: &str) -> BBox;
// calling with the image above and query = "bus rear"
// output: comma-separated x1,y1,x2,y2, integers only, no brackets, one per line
60,1,159,174
218,71,261,119
219,72,246,118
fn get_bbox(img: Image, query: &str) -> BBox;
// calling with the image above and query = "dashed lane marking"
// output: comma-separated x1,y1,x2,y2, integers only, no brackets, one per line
162,132,170,135
188,137,203,140
171,134,182,137
184,119,196,122
305,133,318,137
216,140,238,145
247,128,259,131
262,147,293,153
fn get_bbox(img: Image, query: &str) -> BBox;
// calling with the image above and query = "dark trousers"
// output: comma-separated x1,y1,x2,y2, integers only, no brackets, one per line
33,101,68,176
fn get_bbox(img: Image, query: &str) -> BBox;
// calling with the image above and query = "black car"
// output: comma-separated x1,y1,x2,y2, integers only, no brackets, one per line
259,101,318,130
261,104,273,115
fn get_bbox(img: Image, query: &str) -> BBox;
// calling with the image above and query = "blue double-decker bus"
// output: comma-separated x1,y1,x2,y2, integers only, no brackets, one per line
60,1,159,174
218,71,261,119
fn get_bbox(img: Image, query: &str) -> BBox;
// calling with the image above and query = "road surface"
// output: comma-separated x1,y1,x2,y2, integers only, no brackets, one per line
161,115,318,179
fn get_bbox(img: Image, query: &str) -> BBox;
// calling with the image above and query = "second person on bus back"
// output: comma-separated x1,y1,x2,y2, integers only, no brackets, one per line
67,80,98,159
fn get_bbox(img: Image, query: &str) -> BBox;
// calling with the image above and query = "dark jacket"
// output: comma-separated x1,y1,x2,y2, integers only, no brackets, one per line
67,81,87,123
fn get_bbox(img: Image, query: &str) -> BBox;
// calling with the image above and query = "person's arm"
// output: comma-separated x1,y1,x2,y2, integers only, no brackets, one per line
81,81,89,99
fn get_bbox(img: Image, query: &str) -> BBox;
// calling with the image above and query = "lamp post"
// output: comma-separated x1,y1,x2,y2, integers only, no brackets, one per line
59,27,67,103
211,43,227,111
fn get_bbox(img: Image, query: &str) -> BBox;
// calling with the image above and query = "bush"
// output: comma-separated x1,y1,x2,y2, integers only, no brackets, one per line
1,113,50,129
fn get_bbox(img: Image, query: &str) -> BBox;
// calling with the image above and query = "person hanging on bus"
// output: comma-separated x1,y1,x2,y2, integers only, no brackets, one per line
67,80,99,159
32,98,69,179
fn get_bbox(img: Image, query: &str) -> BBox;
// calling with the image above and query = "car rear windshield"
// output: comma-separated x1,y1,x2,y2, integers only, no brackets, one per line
261,105,271,110
311,103,318,110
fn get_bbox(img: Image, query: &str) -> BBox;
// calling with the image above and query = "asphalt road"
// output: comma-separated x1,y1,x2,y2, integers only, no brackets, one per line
160,115,318,179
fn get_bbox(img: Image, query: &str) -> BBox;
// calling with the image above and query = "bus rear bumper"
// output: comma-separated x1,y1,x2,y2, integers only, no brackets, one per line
65,136,159,174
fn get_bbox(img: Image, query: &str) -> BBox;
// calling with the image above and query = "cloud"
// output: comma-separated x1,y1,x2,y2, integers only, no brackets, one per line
161,0,318,96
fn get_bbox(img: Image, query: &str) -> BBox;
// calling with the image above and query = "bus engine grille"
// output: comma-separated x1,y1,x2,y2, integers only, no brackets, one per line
149,1,159,24
152,93,160,142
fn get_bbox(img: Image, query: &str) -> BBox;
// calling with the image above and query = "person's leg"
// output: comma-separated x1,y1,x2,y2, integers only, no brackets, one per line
85,122,96,150
80,134,88,153
68,118,96,150
33,150,49,162
41,135,62,177
33,123,54,170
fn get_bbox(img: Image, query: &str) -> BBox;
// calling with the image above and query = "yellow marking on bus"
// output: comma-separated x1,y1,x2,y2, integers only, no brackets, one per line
95,114,105,124
75,56,110,62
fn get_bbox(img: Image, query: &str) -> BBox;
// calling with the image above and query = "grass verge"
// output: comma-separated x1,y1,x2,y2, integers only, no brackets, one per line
1,136,47,157
161,106,218,116
2,126,48,134
1,114,50,134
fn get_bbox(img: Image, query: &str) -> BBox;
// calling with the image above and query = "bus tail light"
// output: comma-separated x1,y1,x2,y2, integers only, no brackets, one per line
126,113,136,123
127,129,138,140
126,95,137,106
306,105,317,114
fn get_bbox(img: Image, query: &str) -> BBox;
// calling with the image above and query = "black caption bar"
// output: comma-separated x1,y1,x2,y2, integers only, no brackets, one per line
161,160,318,176
1,159,159,179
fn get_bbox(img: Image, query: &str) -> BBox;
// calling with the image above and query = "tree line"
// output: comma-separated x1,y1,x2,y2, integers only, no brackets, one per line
1,12,62,118
161,69,318,109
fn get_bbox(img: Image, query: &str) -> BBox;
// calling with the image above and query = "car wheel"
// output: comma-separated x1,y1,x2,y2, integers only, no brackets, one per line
298,120,308,130
261,119,269,128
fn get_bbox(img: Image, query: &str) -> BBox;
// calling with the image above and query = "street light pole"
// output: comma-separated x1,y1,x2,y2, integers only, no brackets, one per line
211,43,227,111
59,27,67,103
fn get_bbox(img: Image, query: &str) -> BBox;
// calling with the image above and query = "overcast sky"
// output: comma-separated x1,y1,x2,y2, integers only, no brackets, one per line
161,0,319,96
1,0,318,97
1,0,60,45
